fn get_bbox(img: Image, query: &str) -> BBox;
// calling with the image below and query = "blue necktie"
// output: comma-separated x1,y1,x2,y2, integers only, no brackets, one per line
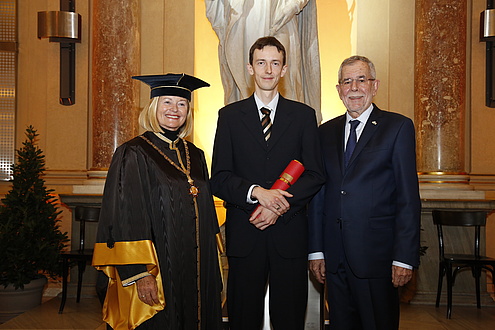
344,120,360,167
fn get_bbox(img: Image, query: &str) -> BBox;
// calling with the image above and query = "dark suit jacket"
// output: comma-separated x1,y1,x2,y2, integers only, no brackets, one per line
308,104,421,278
211,94,325,258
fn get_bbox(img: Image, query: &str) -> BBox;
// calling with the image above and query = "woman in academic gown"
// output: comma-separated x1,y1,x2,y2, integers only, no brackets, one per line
93,73,222,330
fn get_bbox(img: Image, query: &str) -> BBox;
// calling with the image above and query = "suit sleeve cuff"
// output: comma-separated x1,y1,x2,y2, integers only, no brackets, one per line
247,184,260,204
121,272,152,287
308,252,324,260
392,261,413,270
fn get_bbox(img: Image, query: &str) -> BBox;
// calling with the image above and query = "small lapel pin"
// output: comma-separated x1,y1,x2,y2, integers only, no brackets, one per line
372,121,377,125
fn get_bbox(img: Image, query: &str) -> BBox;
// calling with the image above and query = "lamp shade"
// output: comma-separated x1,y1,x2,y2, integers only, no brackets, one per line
481,9,495,42
38,11,81,43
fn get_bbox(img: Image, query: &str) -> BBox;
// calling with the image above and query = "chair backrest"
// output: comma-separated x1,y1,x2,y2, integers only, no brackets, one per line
432,210,487,227
74,206,101,252
432,210,488,259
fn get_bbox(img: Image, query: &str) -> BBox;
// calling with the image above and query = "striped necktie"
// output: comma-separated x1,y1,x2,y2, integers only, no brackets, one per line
261,107,272,142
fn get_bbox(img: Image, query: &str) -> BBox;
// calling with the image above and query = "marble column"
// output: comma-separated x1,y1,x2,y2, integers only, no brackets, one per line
415,0,467,185
91,0,140,172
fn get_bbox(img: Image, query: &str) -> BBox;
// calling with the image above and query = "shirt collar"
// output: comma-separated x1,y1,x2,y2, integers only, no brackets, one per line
345,103,374,126
254,92,279,113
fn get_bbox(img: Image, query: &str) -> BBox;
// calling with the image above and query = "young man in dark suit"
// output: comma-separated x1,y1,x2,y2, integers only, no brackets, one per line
210,36,324,329
308,56,421,330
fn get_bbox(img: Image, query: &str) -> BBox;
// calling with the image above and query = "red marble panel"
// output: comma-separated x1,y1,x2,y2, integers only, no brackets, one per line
415,0,467,173
91,0,140,169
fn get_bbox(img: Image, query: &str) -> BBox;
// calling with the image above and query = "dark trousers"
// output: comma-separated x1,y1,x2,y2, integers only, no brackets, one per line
326,260,399,330
227,232,308,330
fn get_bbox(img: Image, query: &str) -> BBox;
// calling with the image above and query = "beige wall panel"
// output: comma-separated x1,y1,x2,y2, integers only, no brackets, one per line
17,0,52,151
353,0,414,121
317,0,353,122
194,0,223,164
139,0,165,111
17,0,89,171
139,0,195,116
163,1,194,74
389,0,415,121
471,0,495,174
356,0,390,112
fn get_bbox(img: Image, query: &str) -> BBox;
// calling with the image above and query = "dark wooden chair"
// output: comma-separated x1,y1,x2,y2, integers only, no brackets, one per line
432,210,495,319
58,206,100,313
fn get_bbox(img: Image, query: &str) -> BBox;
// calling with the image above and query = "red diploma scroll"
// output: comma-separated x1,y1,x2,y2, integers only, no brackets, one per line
252,160,305,216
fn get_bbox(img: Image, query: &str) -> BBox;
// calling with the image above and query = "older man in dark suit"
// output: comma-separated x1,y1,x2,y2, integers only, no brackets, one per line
211,36,324,330
308,56,421,330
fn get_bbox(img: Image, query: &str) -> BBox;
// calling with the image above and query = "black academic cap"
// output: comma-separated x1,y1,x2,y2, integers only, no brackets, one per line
132,73,210,100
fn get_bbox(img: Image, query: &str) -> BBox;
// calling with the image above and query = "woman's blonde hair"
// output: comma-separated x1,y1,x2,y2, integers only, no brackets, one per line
138,96,193,138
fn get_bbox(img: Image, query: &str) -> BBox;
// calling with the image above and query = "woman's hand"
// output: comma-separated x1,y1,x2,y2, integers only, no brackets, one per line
136,275,159,306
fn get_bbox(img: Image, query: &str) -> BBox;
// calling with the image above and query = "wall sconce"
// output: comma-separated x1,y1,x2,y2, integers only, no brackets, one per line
481,2,495,108
37,0,81,106
481,9,495,41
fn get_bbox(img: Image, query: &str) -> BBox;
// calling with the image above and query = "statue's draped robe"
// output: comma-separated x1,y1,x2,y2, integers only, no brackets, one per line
206,0,322,123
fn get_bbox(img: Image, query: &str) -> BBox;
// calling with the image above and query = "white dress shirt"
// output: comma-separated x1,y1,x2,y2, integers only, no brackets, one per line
246,93,280,204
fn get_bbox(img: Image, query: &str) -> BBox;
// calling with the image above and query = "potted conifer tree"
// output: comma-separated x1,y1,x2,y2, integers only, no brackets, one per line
0,126,68,322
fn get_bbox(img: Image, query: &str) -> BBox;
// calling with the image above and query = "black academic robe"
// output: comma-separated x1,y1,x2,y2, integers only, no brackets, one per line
96,131,222,330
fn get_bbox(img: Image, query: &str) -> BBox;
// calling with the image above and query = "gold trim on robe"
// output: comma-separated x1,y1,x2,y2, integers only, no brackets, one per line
93,240,166,330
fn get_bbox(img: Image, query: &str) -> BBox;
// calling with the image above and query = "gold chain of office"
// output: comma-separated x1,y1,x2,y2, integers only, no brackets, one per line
139,135,199,197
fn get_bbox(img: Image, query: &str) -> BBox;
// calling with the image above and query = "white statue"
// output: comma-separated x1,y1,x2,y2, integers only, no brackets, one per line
206,0,322,123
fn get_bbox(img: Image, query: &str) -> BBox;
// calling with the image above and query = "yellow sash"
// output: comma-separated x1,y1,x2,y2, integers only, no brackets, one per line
92,240,165,330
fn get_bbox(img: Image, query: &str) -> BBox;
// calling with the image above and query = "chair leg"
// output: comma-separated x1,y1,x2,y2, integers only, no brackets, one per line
491,268,495,295
474,265,481,309
436,264,445,307
76,260,87,303
446,265,453,319
59,257,69,314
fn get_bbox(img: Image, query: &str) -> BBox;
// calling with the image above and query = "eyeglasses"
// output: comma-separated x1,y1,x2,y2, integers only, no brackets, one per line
339,78,375,86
